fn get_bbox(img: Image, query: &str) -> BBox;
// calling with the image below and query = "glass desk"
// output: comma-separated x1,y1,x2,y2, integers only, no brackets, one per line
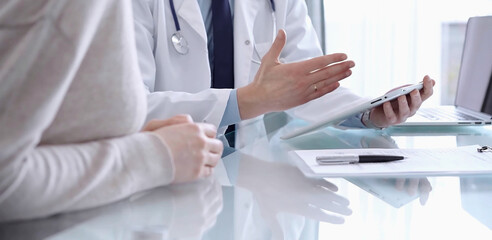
2,112,492,239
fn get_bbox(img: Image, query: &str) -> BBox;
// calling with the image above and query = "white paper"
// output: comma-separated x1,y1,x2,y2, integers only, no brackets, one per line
293,145,492,177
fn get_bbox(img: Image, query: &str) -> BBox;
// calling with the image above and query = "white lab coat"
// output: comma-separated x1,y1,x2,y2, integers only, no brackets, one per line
132,0,362,135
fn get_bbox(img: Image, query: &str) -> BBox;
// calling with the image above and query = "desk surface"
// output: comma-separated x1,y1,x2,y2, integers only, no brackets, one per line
2,112,492,239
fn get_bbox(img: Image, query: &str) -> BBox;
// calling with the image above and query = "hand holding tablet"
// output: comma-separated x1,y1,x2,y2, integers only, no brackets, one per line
281,82,424,139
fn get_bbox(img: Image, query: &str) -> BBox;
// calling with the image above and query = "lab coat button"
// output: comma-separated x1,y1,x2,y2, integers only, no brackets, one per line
244,40,250,45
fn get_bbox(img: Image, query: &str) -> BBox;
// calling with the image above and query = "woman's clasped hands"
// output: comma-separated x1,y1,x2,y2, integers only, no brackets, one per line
142,115,224,183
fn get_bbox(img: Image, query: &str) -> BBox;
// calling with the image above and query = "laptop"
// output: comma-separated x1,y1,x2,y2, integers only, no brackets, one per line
399,16,492,126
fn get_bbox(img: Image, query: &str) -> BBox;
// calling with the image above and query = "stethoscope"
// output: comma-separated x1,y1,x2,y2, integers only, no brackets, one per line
169,0,277,55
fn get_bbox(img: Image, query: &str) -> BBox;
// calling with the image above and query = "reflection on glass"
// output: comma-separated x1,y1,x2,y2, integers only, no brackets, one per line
123,177,223,240
19,177,224,240
347,177,432,208
235,152,352,239
44,177,223,240
460,176,492,230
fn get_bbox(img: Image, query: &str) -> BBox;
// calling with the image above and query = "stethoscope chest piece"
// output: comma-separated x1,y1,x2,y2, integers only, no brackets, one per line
168,0,275,56
171,31,189,55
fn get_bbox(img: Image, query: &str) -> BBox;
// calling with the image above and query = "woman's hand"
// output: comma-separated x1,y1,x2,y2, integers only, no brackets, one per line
143,115,224,183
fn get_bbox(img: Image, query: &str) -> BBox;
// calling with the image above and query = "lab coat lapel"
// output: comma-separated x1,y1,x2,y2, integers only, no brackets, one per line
233,0,263,88
175,0,207,43
234,0,265,149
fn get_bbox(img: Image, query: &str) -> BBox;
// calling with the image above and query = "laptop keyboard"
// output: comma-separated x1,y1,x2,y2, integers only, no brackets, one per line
417,108,482,121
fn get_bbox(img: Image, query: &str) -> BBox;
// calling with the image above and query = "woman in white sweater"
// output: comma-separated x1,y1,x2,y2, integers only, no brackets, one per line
0,0,223,222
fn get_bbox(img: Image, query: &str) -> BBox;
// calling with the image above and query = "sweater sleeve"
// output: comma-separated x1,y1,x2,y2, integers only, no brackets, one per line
0,0,175,222
0,133,175,223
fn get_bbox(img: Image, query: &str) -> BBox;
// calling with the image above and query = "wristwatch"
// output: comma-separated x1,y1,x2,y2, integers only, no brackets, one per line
361,110,383,130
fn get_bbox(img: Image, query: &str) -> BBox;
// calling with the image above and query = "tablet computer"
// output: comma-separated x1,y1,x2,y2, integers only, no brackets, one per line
281,82,424,139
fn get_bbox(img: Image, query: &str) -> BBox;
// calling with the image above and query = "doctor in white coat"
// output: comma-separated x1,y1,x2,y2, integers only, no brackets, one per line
131,1,435,238
132,0,434,136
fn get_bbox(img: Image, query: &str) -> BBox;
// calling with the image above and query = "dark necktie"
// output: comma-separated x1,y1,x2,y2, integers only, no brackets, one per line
212,0,235,147
211,0,234,89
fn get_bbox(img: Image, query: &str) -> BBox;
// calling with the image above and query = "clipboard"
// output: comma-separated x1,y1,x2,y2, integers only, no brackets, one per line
290,145,492,178
281,82,424,139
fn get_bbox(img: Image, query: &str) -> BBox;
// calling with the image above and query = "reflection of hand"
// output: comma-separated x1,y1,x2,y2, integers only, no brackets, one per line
368,75,435,128
237,155,352,238
360,135,398,149
124,177,223,240
142,115,224,183
168,176,223,239
393,178,432,205
237,29,355,119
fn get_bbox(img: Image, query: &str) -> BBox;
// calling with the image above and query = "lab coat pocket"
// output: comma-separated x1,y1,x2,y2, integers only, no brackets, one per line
252,42,272,65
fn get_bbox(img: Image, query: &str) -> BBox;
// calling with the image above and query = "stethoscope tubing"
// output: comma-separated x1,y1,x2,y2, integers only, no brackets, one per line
169,0,181,31
168,0,276,55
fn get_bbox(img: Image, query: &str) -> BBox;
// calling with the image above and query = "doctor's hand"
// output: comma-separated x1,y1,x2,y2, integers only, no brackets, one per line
142,115,224,183
366,75,435,128
237,29,355,120
237,155,352,239
393,178,433,205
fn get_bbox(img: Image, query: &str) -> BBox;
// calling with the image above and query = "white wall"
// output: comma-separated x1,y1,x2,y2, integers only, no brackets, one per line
323,0,492,106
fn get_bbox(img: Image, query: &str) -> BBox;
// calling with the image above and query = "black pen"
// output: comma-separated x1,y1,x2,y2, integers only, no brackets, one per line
316,154,404,165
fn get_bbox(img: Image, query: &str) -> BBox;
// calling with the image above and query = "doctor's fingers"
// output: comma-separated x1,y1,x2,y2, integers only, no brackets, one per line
382,102,399,125
396,95,411,121
309,178,338,192
418,179,432,205
298,53,349,73
307,81,340,101
418,178,432,194
405,178,420,196
395,178,407,191
262,29,287,67
309,65,352,92
142,115,193,131
307,60,355,84
299,206,346,224
308,197,353,216
309,186,350,206
306,70,350,101
420,76,435,101
408,89,423,115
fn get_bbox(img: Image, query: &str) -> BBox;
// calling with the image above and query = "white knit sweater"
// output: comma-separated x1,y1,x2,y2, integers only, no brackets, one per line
0,0,175,222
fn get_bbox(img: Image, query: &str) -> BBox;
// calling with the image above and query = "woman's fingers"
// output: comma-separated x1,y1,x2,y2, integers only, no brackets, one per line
196,123,223,168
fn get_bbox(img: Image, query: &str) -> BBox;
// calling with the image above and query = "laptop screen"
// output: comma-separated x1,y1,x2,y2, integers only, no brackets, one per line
454,16,492,115
481,71,492,115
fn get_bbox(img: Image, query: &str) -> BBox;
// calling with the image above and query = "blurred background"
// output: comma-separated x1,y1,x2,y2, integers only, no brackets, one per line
306,0,492,105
